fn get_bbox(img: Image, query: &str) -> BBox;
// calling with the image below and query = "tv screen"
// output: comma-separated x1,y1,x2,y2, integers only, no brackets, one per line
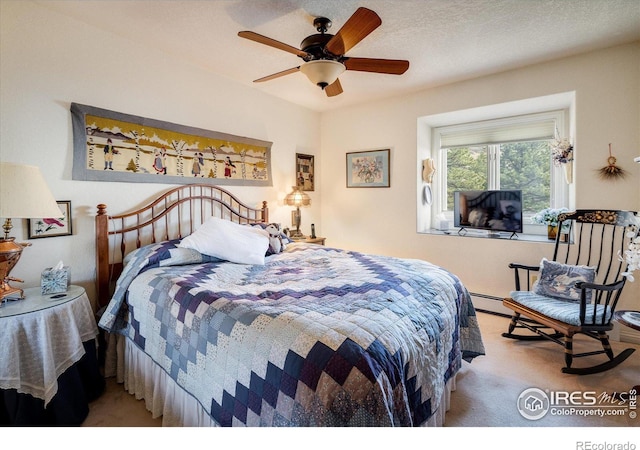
454,190,523,234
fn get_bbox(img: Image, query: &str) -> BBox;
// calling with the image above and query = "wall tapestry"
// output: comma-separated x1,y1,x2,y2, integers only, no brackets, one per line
71,103,272,186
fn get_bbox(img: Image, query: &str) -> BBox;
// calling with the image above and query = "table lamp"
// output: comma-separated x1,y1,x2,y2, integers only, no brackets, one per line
0,162,61,301
284,186,311,239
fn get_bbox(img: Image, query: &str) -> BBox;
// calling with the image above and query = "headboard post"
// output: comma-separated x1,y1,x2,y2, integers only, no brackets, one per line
262,201,269,223
96,204,110,308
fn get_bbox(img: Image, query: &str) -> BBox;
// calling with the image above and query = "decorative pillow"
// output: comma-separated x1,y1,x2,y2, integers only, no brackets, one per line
533,258,596,302
178,217,269,265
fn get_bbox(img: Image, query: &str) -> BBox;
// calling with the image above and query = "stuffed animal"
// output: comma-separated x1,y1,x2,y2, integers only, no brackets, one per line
264,223,285,254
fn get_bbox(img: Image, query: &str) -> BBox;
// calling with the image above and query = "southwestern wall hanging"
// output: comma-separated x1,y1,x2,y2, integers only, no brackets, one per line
71,103,272,186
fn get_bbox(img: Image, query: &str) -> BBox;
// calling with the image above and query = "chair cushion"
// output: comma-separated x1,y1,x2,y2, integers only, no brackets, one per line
533,258,596,302
509,291,613,326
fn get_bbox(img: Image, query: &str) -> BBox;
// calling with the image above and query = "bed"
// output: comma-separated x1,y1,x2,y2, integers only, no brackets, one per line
96,184,485,427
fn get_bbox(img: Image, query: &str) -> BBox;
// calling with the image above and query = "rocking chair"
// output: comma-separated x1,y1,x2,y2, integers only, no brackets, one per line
502,209,639,375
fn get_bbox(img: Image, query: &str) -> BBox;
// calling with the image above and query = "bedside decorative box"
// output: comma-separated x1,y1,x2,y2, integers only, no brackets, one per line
41,266,70,294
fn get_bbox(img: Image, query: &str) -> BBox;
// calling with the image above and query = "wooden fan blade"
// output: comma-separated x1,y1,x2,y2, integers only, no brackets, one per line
253,67,300,83
325,7,382,56
325,78,343,97
344,57,409,75
238,31,309,58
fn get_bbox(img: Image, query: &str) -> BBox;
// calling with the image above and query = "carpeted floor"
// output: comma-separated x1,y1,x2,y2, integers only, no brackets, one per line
82,311,640,429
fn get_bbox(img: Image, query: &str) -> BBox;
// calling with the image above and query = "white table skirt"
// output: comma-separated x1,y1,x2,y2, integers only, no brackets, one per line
0,286,98,406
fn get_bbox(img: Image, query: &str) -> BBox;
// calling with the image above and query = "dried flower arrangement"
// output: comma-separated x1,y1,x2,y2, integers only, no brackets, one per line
550,135,573,166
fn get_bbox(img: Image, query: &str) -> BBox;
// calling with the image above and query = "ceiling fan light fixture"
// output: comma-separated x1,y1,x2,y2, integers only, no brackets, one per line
300,60,345,89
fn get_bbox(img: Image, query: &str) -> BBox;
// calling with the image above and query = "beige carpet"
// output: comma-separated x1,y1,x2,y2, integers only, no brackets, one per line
82,312,640,430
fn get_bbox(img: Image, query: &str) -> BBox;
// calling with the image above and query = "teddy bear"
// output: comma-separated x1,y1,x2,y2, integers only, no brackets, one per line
264,223,285,254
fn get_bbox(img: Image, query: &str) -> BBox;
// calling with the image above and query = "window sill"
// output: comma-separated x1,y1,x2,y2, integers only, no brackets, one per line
421,228,556,243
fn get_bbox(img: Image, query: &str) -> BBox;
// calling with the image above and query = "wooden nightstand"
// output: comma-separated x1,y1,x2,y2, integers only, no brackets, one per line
292,236,326,245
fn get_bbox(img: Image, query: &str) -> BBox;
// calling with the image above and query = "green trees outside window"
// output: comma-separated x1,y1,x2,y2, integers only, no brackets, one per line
445,140,551,216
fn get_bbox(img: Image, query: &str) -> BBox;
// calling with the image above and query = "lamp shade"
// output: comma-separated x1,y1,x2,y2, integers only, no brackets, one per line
299,60,346,89
284,186,311,207
0,162,61,218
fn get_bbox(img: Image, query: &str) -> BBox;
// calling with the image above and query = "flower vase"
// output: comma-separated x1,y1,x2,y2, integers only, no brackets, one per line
563,162,573,184
547,225,558,240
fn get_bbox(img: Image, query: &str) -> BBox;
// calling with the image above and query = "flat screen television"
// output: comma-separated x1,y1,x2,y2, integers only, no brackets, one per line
454,190,523,235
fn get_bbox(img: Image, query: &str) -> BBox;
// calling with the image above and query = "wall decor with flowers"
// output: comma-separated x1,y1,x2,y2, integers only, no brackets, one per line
346,149,390,188
550,131,574,184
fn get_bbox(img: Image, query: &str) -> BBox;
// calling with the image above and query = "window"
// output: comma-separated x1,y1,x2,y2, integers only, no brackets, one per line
434,110,570,236
443,141,551,210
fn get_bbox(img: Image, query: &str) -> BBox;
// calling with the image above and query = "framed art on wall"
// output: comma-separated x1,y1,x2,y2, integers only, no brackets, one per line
28,201,72,239
346,149,390,188
296,153,315,191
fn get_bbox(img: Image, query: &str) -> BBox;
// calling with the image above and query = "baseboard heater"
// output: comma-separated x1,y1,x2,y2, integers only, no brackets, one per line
469,292,512,317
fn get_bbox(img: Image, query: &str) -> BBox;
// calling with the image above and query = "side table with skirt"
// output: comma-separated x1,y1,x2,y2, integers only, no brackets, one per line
0,285,105,425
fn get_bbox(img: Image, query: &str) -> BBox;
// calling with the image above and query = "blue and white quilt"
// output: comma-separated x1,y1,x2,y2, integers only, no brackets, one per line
99,240,485,426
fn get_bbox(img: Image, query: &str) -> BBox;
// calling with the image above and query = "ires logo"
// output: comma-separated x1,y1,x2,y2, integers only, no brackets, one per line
549,391,598,406
620,385,637,419
517,387,636,421
517,388,550,420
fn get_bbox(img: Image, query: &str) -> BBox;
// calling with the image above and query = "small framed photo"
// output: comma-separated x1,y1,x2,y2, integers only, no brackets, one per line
295,153,315,191
28,200,72,239
346,149,390,188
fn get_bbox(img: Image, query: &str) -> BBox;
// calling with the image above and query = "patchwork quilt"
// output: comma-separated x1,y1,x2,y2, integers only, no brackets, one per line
99,241,485,426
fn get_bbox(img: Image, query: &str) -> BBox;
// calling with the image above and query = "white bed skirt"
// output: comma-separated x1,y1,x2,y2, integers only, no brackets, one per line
106,334,456,427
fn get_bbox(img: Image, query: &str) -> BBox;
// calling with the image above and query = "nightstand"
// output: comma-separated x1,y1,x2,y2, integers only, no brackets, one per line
292,236,326,245
0,285,105,425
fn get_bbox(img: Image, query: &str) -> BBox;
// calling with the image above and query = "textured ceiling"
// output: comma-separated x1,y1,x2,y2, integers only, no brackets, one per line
36,0,640,112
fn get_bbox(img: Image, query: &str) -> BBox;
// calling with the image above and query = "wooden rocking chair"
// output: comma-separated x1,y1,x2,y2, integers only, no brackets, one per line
502,209,639,375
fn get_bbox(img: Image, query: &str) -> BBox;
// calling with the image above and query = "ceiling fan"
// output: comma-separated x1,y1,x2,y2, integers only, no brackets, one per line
238,7,410,97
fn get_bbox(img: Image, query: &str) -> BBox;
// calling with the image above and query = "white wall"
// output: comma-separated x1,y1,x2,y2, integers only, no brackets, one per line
0,1,321,306
320,42,640,339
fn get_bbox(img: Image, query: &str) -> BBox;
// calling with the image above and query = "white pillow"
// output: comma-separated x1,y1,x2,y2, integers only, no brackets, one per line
178,217,269,265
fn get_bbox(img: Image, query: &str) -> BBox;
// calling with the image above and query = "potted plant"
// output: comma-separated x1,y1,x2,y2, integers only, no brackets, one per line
531,207,570,239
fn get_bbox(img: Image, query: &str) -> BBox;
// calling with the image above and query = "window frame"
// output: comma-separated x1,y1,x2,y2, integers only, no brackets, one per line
431,109,570,236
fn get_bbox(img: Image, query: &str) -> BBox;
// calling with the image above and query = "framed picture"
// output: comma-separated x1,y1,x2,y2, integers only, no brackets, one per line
346,149,390,188
295,153,315,191
28,201,72,239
